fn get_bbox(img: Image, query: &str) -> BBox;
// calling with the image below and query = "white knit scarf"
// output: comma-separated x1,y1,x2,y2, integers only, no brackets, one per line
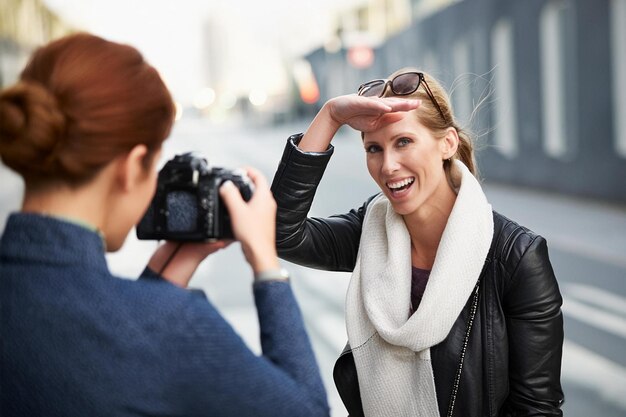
345,160,494,417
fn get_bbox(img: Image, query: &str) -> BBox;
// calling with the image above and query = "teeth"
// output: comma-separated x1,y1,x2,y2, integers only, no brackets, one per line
387,177,414,190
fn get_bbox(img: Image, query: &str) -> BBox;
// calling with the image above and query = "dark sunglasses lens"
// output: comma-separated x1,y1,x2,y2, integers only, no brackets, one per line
359,81,386,97
392,73,421,95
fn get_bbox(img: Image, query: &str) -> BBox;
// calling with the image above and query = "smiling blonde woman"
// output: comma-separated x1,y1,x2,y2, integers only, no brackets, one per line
270,68,565,417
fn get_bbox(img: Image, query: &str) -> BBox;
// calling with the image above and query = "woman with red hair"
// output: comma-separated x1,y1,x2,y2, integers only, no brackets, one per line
0,33,328,417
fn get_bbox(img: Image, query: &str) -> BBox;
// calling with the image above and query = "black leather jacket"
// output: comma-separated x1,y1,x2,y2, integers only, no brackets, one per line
271,135,564,417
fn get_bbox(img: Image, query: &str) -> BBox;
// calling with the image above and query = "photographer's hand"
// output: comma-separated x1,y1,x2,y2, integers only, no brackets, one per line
219,167,281,275
147,240,231,287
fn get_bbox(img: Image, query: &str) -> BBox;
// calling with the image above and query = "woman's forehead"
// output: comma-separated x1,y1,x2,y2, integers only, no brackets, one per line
363,111,424,140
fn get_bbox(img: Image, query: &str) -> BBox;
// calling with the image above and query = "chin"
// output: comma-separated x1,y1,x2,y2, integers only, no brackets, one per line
105,237,125,252
384,197,408,214
389,204,415,216
381,190,415,215
386,193,425,216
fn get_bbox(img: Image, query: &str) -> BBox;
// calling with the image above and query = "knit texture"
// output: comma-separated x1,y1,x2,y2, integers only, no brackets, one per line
0,213,329,417
345,160,494,417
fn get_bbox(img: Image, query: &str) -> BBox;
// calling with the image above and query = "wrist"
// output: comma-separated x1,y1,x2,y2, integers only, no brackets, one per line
147,242,200,288
299,104,339,152
254,267,289,283
249,255,280,275
147,242,180,273
321,101,343,132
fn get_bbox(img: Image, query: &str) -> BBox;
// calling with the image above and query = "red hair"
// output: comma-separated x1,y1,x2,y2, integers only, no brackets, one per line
0,33,175,186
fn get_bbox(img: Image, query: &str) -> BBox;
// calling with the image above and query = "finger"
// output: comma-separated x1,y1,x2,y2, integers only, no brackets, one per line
354,96,393,112
221,239,235,248
184,241,222,255
214,240,234,249
194,241,229,256
219,180,245,211
377,112,407,126
383,98,422,111
243,166,269,190
205,240,228,250
380,97,416,104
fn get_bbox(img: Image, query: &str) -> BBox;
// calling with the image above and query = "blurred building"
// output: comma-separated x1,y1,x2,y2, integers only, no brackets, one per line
303,0,626,203
0,0,72,87
332,0,413,48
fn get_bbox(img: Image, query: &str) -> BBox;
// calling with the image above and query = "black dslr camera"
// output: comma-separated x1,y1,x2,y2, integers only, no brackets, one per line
136,153,253,241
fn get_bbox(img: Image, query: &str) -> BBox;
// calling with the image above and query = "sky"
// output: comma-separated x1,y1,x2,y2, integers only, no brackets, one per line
42,0,363,106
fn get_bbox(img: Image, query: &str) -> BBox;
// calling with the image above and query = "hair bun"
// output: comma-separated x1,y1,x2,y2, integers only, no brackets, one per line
0,80,67,177
0,92,27,139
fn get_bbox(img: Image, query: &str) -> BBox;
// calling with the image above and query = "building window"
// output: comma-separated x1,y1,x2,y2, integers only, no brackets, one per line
540,1,570,159
491,19,518,158
451,38,472,126
611,0,626,158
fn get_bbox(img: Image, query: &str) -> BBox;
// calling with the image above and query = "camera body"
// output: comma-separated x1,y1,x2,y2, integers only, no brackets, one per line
136,152,253,241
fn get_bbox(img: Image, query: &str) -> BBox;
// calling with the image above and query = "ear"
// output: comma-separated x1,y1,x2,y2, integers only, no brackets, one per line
116,144,149,193
440,127,460,160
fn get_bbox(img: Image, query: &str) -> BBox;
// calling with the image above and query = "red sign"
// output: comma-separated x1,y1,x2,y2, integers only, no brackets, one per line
347,46,374,69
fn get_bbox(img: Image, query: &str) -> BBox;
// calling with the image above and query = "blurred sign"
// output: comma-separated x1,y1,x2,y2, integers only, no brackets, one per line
293,59,320,104
347,45,374,69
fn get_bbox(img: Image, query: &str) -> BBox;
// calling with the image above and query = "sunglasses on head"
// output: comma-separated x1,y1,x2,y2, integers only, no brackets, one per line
357,71,448,123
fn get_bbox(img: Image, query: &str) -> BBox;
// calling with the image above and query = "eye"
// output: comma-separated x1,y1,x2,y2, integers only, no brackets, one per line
365,144,382,154
397,137,412,147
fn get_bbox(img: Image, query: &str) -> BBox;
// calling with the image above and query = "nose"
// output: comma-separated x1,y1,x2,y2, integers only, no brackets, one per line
381,150,400,175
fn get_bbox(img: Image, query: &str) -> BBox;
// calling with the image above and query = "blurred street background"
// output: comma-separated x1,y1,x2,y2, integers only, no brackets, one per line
1,0,625,416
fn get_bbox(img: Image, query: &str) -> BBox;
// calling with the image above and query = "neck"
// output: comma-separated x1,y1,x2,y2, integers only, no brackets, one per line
403,181,457,269
21,179,112,234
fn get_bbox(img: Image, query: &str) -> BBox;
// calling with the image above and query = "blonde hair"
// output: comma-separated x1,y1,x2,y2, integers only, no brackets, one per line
381,67,477,178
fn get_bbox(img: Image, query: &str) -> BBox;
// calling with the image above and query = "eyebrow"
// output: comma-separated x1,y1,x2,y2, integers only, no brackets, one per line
390,132,415,141
363,132,414,146
362,138,382,146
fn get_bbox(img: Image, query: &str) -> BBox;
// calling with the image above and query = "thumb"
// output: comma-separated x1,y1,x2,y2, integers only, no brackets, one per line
219,181,244,213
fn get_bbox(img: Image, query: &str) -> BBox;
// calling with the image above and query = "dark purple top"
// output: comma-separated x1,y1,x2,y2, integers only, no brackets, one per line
410,266,431,315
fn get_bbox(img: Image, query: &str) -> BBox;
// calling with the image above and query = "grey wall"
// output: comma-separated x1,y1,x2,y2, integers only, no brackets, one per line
306,0,626,203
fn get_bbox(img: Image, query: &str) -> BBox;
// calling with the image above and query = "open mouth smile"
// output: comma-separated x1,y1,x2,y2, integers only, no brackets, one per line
386,177,415,196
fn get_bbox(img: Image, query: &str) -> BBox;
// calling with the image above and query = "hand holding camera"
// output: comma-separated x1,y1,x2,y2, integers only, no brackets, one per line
137,153,255,241
219,167,280,274
147,240,231,287
141,153,278,285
